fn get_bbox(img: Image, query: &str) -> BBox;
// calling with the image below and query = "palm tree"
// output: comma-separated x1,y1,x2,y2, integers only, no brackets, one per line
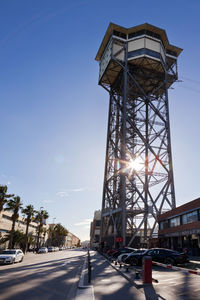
0,185,14,214
42,227,48,246
22,205,36,253
52,223,68,247
35,209,49,250
5,196,23,248
0,230,25,249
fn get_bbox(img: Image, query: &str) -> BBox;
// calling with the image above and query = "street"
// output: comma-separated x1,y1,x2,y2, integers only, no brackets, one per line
0,249,86,300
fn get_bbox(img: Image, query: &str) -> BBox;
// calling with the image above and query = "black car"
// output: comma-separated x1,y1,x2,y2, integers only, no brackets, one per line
112,247,136,259
124,248,189,266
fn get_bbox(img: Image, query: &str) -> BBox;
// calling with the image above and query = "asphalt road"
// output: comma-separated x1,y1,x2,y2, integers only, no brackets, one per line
0,249,86,300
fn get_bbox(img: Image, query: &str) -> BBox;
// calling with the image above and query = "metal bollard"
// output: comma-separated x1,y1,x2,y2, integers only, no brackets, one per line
142,256,152,284
88,250,91,283
135,270,140,279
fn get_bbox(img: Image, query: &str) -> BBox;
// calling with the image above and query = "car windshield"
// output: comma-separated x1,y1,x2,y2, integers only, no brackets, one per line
1,250,16,255
141,250,149,254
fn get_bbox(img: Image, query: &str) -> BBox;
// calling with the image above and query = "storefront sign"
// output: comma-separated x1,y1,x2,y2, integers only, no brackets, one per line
115,237,123,242
163,228,200,237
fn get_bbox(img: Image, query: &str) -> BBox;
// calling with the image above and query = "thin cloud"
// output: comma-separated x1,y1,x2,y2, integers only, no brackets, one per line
56,187,88,197
56,191,69,198
67,187,88,193
74,219,92,226
42,199,54,204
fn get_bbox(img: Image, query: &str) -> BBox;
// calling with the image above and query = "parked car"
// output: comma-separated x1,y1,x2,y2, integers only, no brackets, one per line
48,246,55,252
112,247,136,259
0,249,24,264
124,248,189,266
117,249,147,264
38,247,48,254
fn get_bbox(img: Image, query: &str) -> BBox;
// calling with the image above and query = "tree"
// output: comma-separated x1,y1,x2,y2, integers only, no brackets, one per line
5,196,23,248
0,185,14,214
35,209,49,250
22,205,36,253
41,227,48,245
51,223,68,247
0,230,25,249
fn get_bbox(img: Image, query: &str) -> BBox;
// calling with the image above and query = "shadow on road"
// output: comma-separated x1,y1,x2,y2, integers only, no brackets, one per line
0,253,86,300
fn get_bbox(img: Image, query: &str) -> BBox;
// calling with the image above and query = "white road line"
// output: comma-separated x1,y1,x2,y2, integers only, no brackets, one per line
100,279,111,282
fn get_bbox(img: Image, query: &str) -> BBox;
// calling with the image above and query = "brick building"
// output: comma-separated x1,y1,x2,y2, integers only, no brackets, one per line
158,198,200,255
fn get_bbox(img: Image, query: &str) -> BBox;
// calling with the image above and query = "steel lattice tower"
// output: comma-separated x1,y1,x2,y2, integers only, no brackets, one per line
96,23,182,247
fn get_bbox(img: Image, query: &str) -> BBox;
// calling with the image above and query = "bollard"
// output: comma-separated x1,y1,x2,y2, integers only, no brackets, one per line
142,256,152,284
135,270,140,279
88,250,91,283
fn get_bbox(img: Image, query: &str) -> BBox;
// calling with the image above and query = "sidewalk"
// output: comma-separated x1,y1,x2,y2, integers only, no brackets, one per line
76,251,145,300
76,251,200,300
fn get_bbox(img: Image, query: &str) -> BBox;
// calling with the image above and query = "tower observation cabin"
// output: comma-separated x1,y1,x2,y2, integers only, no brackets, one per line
96,23,182,248
96,23,182,92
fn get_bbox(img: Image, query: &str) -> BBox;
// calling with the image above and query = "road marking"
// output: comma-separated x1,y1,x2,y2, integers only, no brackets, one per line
100,279,111,282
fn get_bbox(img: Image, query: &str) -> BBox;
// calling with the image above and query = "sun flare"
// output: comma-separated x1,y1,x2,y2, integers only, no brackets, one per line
126,157,143,173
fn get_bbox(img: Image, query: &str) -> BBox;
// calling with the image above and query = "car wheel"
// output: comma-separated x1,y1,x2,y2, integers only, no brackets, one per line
122,255,128,262
130,257,138,266
20,257,24,262
12,258,15,264
165,257,175,265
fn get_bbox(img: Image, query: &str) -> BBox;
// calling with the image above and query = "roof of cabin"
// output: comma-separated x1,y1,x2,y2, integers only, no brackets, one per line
95,22,182,61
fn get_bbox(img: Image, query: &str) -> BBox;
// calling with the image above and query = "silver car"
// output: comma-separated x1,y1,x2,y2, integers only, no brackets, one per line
38,247,48,253
0,249,24,264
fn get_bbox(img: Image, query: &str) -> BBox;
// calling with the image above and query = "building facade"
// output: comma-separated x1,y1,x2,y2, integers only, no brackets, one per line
71,233,80,247
158,198,200,255
0,210,49,250
90,210,101,248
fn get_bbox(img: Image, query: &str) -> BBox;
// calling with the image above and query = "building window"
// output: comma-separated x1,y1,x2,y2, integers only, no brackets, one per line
19,220,25,225
95,220,101,227
182,210,198,224
0,229,9,233
169,216,180,227
2,214,12,221
160,220,169,230
113,30,126,40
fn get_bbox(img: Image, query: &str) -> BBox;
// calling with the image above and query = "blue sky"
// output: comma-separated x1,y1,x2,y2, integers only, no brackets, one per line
0,0,200,241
